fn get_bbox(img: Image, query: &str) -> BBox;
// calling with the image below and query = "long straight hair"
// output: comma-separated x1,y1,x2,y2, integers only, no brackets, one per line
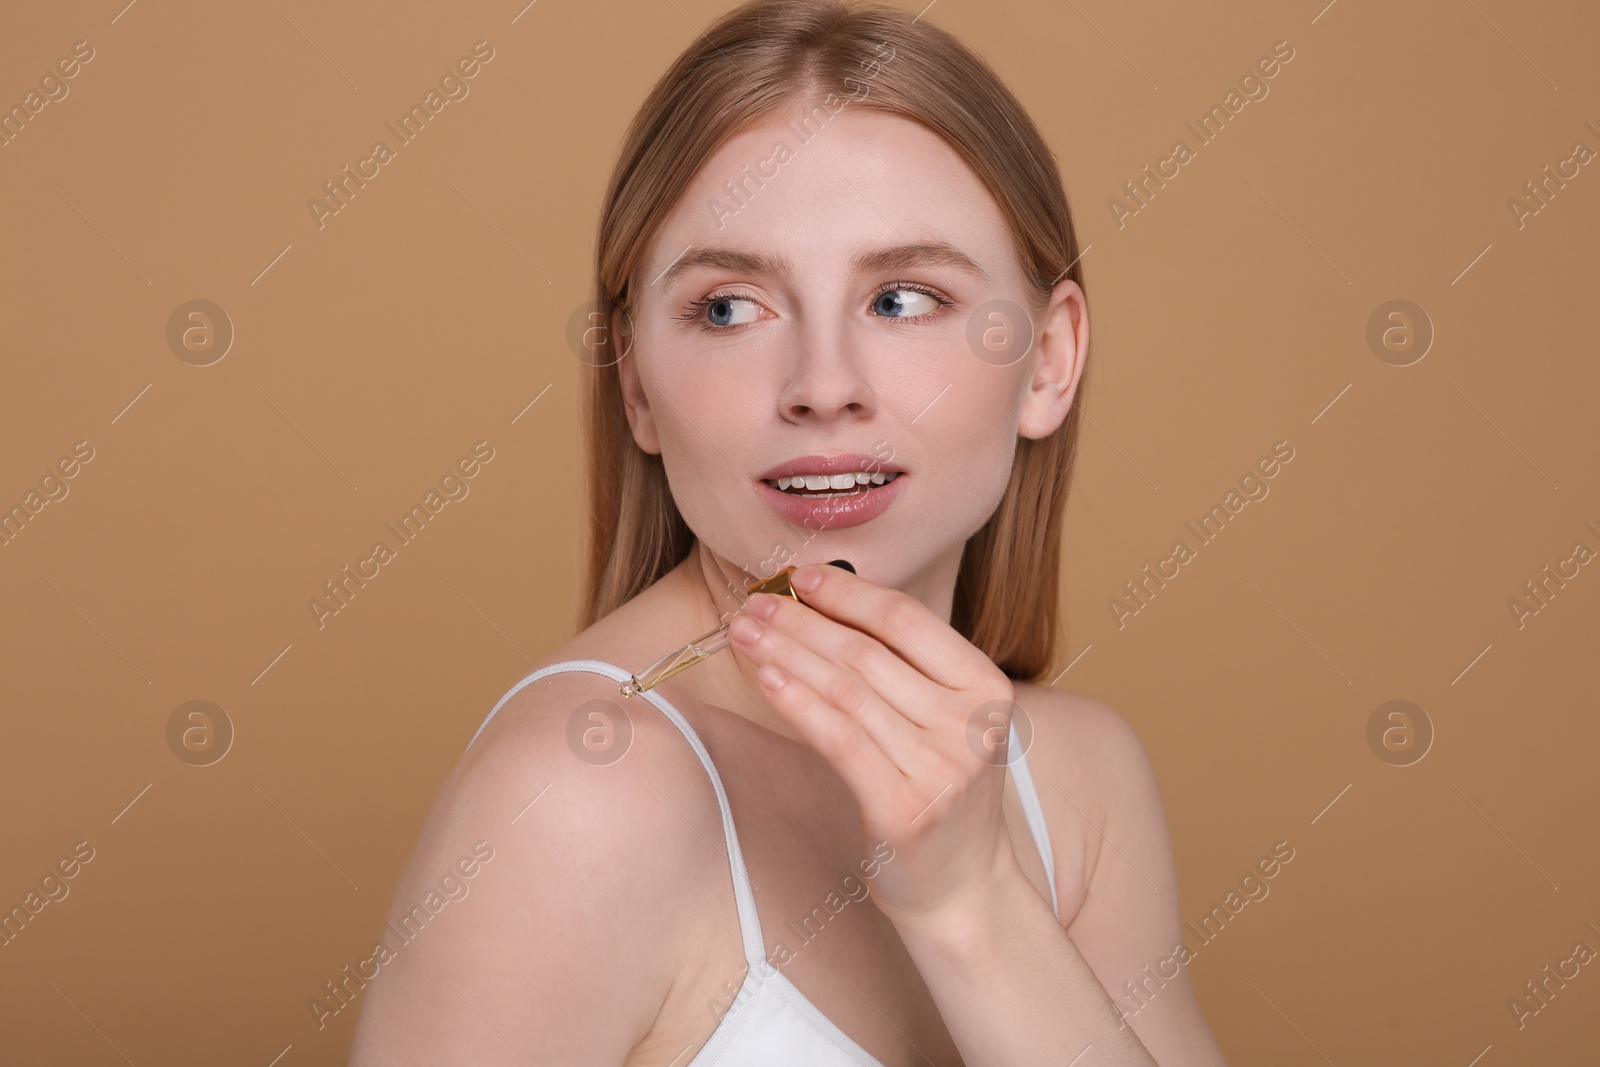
580,0,1088,682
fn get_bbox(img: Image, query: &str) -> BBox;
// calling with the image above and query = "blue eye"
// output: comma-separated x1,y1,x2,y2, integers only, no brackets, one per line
675,292,761,330
868,282,952,323
705,295,760,328
873,286,944,319
675,282,952,332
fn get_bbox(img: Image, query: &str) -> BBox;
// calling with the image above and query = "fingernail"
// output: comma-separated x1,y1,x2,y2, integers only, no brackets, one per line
792,566,822,594
731,614,765,642
746,593,778,619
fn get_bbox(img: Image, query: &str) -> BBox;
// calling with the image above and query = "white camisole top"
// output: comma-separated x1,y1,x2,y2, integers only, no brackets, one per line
465,658,1060,1065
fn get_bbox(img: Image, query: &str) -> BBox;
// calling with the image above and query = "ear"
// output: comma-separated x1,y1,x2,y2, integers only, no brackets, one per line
611,304,661,455
1017,278,1088,440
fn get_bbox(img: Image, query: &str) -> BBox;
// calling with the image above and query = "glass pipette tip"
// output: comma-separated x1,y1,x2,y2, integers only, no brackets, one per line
618,559,854,698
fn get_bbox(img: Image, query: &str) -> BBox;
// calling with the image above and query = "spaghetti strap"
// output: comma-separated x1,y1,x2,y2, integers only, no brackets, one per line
466,659,773,970
1007,723,1060,919
466,658,1060,965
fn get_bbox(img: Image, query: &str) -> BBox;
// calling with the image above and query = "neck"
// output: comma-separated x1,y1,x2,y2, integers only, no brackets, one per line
659,539,962,745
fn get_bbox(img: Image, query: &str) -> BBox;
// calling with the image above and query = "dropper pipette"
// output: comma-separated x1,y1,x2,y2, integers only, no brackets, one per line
618,559,855,698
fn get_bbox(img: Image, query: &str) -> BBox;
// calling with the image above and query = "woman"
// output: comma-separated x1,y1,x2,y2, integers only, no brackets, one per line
352,1,1229,1063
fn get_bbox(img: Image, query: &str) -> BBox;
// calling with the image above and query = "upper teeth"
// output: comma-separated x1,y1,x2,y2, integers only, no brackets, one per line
771,471,899,491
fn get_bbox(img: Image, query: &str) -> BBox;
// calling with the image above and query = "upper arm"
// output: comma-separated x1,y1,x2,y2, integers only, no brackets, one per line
349,674,713,1066
1054,697,1230,1067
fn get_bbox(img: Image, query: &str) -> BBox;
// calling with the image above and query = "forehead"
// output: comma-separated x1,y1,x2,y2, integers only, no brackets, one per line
642,107,1018,286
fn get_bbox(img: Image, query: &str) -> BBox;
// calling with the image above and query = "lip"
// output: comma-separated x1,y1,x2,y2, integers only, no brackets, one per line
757,452,905,482
755,469,908,530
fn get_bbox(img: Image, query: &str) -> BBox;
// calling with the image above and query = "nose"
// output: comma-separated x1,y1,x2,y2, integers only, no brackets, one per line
776,321,876,423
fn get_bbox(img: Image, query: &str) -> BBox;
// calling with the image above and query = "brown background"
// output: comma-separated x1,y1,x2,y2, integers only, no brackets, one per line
2,0,1596,1063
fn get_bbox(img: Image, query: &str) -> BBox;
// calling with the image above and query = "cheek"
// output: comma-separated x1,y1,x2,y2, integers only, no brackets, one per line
943,368,1025,452
638,341,811,563
655,412,734,504
651,400,773,558
932,372,1025,527
958,437,1020,533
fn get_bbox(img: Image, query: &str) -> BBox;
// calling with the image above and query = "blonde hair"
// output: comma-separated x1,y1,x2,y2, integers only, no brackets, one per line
581,0,1088,681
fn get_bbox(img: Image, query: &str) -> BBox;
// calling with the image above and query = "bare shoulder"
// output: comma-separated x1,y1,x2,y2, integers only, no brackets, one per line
1002,683,1155,914
1009,680,1171,925
1012,682,1154,828
350,665,725,1066
1012,682,1230,1066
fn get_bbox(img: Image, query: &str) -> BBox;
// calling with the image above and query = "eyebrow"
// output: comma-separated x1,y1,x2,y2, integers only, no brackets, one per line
655,240,990,289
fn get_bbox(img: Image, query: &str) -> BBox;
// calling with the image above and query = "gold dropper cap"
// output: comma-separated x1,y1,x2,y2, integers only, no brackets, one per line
618,559,855,698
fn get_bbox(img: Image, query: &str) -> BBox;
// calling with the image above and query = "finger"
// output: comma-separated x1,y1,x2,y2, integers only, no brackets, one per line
788,564,992,691
742,648,905,809
751,592,944,730
730,613,930,773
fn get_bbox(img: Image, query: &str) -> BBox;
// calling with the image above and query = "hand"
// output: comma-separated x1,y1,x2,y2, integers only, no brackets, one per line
727,562,1026,928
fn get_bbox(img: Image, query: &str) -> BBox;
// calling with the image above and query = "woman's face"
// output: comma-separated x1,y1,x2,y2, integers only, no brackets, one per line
617,105,1085,605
